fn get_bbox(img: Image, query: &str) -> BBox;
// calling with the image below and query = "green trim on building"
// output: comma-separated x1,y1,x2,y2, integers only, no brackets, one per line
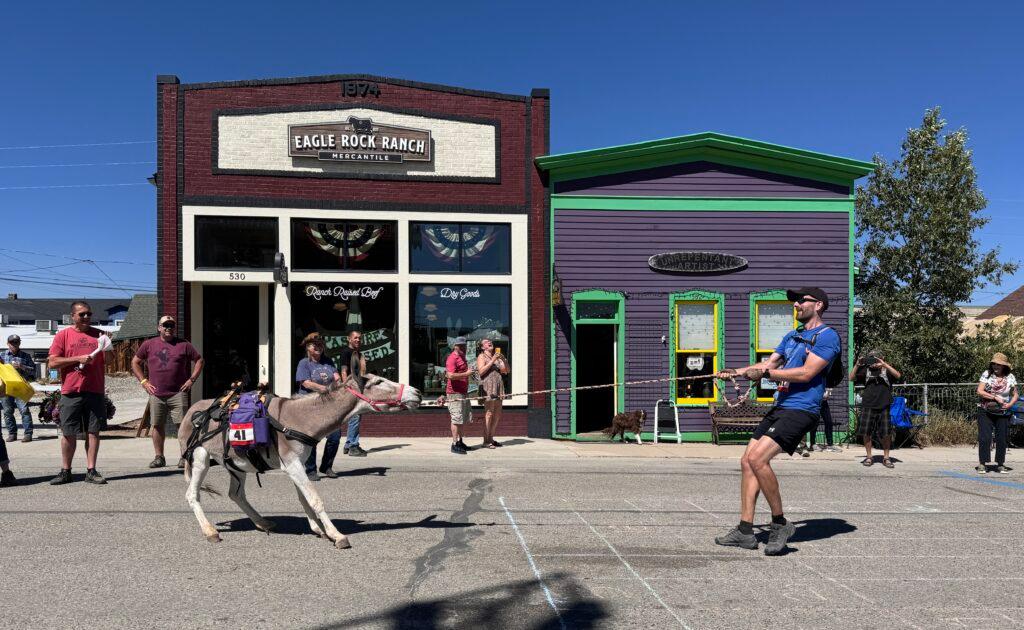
668,290,725,408
550,196,854,212
537,132,875,186
847,209,856,430
569,289,626,439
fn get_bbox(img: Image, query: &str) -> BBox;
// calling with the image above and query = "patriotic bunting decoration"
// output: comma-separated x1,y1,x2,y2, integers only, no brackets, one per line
304,222,385,262
422,224,496,261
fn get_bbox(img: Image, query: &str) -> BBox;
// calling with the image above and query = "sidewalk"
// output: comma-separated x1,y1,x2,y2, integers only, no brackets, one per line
3,423,984,467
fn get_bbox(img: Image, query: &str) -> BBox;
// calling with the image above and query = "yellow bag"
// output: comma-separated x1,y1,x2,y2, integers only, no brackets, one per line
0,363,34,403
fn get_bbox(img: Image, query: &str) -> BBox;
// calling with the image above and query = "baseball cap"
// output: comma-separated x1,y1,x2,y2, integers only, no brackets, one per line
158,315,176,326
453,336,468,346
786,287,829,311
7,334,21,344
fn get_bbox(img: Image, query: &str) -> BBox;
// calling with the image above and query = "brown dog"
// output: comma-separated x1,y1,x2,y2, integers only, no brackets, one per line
603,410,646,444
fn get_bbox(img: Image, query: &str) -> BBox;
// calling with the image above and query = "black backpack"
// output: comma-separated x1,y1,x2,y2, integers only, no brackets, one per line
803,327,845,388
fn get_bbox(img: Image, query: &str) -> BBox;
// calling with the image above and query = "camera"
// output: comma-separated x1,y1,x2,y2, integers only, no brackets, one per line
865,355,880,367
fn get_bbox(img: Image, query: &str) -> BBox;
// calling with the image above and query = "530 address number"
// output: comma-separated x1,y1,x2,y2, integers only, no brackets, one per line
228,272,246,281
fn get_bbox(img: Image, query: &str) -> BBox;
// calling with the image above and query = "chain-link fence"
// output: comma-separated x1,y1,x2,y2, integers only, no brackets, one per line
857,383,978,417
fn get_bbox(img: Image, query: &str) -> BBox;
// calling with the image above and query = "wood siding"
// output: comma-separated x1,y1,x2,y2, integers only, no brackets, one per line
553,162,849,198
553,209,850,436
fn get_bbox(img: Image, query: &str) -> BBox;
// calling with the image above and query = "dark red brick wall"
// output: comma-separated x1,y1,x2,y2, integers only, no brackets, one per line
157,75,550,436
359,409,528,438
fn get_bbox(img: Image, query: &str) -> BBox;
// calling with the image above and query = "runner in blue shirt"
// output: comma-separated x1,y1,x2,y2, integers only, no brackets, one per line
713,287,841,556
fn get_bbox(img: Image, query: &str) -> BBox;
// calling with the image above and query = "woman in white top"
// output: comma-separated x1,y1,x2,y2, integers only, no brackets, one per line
976,352,1019,474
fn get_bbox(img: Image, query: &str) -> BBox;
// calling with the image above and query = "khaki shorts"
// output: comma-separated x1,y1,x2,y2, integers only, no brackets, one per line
446,393,472,426
149,392,187,431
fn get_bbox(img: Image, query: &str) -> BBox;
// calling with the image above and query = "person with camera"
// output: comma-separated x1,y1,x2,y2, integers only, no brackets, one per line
850,350,901,468
975,352,1018,474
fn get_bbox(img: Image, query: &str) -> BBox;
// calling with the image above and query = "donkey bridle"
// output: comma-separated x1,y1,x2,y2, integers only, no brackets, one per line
346,383,407,412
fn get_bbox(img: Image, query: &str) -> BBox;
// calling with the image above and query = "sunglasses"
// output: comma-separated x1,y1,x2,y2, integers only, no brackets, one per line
794,298,820,305
161,322,176,329
77,311,93,317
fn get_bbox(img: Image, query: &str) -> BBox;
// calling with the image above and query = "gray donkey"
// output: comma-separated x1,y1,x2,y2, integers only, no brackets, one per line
178,374,421,548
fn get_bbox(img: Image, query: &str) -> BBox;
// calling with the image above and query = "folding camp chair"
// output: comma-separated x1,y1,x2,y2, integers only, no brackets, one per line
890,396,928,448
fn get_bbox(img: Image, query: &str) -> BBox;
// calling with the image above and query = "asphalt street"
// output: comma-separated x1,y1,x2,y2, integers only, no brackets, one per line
1,433,1022,629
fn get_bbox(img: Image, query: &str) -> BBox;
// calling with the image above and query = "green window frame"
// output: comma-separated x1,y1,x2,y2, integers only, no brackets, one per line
669,290,724,406
749,290,797,402
570,290,626,437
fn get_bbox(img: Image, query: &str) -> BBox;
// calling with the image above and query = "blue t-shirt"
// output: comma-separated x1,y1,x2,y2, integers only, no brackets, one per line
295,356,339,394
773,325,841,414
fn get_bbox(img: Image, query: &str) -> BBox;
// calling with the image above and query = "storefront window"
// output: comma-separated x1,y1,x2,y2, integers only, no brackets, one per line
290,282,398,390
410,284,511,400
290,219,397,271
675,300,719,404
753,300,796,401
409,222,511,274
195,216,278,269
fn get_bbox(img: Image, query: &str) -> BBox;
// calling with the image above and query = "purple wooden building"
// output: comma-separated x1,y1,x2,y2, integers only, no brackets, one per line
535,133,874,442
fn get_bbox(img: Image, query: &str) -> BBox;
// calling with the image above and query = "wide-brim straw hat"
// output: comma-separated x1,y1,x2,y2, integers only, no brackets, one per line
990,352,1012,369
300,332,325,348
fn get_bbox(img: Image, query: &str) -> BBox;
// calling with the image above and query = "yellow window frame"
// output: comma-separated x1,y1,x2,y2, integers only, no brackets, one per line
753,300,797,402
675,300,719,405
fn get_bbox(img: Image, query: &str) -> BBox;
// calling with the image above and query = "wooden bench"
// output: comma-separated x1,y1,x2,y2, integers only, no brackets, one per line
708,400,773,445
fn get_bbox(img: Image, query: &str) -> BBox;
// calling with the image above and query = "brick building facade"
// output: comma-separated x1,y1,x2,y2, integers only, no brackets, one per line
156,74,550,437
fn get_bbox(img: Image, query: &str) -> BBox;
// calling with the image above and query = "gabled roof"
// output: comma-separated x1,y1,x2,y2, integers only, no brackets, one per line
977,286,1024,320
536,132,875,186
112,294,158,341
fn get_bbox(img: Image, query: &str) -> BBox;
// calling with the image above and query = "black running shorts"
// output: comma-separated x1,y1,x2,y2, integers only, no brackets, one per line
752,407,820,456
59,392,106,437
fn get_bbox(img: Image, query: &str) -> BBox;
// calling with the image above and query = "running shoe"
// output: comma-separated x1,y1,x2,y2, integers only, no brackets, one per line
714,527,758,550
975,465,988,474
995,465,1013,474
49,469,73,485
826,445,843,453
85,469,107,485
764,521,796,556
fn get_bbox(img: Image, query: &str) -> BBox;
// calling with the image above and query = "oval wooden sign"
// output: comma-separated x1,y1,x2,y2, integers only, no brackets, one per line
648,252,748,275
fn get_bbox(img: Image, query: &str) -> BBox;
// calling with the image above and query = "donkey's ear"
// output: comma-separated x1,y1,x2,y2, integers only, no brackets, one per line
355,375,368,392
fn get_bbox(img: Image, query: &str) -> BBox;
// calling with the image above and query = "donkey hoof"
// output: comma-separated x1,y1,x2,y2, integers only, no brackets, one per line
334,537,352,550
256,520,276,533
206,533,222,543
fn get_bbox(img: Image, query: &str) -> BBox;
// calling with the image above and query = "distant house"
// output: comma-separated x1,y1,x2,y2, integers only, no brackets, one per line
110,294,158,373
0,294,130,327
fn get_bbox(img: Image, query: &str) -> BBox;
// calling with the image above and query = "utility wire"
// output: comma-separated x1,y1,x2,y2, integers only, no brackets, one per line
0,253,155,289
86,260,133,297
0,248,155,266
0,183,150,191
0,160,154,169
0,140,155,151
0,275,157,292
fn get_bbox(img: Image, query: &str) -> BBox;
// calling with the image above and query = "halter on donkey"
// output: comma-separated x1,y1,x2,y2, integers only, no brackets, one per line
178,374,421,549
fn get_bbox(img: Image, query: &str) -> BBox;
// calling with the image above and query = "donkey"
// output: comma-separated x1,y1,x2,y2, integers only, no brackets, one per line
177,374,421,548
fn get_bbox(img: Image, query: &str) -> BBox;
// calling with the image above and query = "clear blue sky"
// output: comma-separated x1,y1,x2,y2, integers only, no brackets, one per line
1,1,1020,303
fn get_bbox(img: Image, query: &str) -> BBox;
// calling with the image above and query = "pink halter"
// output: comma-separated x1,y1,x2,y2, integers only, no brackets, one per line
346,383,407,412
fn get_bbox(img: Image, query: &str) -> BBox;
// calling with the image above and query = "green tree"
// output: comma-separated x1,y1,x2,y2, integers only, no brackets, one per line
855,107,1016,382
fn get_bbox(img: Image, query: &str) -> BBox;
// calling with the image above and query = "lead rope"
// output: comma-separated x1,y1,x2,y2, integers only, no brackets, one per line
429,373,755,408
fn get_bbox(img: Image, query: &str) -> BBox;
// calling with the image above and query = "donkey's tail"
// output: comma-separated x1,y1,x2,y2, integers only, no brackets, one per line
182,459,222,497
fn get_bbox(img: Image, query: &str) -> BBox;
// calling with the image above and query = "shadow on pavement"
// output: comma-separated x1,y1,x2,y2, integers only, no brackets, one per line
217,514,478,536
105,469,184,482
366,444,409,453
495,438,533,447
786,518,857,544
332,466,389,477
308,573,608,629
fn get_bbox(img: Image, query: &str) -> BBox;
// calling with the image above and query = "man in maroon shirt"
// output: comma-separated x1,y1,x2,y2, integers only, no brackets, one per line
445,337,475,455
132,315,204,469
48,301,113,485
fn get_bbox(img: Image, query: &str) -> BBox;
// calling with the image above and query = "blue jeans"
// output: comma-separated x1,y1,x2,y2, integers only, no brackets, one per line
305,430,342,474
345,414,361,449
2,396,32,438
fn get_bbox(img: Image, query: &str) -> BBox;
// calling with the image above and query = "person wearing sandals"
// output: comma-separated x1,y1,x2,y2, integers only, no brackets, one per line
476,339,509,449
976,352,1018,474
851,350,900,469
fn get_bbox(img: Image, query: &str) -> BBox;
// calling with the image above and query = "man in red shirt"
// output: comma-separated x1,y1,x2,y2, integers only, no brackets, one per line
48,301,113,485
445,337,475,455
132,315,204,469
